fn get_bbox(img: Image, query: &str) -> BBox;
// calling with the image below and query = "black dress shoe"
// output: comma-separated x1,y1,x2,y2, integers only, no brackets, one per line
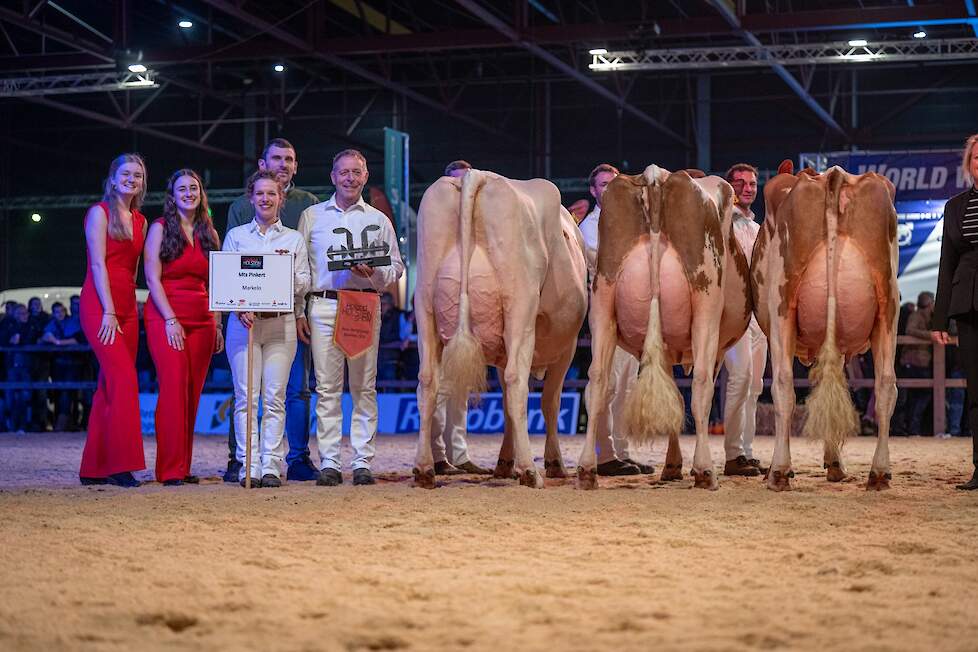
107,472,141,488
223,461,242,483
261,474,282,488
434,460,464,475
239,476,262,488
317,469,343,486
622,458,655,475
456,460,494,475
352,468,376,486
79,476,107,486
286,456,321,482
596,459,641,476
956,471,978,491
162,479,184,486
183,475,200,484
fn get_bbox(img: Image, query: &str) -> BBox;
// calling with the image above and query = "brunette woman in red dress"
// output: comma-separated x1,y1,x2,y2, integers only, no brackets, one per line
79,154,149,487
144,169,223,485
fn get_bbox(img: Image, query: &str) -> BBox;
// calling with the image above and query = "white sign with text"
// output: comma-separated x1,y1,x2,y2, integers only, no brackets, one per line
208,251,294,312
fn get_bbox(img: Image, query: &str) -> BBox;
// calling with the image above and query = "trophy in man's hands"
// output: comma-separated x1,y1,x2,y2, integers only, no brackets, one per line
326,224,392,271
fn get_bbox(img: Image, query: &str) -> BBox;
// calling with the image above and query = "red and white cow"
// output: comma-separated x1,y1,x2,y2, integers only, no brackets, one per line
577,165,751,489
752,161,899,490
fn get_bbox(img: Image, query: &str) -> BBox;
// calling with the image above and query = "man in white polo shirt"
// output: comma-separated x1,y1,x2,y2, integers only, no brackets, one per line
296,149,404,486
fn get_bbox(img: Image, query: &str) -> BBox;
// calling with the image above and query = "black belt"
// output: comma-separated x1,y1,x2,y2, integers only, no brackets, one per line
310,289,377,300
254,312,288,319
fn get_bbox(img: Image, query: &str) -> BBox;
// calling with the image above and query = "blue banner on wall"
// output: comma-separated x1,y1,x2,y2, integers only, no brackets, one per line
139,391,581,436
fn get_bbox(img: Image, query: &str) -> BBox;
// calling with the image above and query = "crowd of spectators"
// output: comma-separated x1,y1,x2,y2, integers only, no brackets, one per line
0,291,969,435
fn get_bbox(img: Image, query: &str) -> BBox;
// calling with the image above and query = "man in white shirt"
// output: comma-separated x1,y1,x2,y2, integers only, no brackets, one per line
296,149,404,486
722,163,767,477
579,163,653,476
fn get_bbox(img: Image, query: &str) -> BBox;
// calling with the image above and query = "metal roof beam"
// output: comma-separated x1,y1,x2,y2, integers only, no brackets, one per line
453,0,687,146
704,0,846,139
198,0,524,148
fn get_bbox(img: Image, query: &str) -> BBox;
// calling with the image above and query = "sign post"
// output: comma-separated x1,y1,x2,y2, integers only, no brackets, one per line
384,127,411,303
209,251,295,488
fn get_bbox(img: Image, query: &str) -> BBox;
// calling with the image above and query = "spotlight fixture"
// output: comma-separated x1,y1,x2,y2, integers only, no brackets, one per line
273,64,285,73
848,39,868,47
913,30,926,39
128,63,147,73
30,213,41,223
178,20,193,29
588,48,608,55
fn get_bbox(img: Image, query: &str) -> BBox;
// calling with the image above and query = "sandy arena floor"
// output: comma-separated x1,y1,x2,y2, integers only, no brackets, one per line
0,431,976,651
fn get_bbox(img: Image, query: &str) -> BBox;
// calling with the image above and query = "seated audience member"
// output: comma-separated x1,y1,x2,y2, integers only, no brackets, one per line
42,302,85,431
5,304,42,432
901,292,936,435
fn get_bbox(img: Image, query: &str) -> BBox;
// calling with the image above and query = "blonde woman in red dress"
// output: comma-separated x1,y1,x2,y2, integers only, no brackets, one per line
79,153,148,487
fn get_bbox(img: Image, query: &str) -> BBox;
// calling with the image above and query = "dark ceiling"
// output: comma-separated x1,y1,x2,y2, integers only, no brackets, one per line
1,0,977,286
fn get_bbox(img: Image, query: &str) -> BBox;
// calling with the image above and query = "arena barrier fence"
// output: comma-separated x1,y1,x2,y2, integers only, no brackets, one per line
0,336,965,435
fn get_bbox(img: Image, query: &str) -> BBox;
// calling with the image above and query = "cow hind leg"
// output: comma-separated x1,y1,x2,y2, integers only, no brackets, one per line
660,430,683,481
542,350,574,479
689,305,721,491
502,335,544,489
494,367,517,480
412,311,443,489
867,314,897,491
767,313,797,492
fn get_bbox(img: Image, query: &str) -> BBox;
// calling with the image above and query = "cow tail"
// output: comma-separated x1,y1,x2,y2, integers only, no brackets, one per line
623,170,685,445
442,169,488,405
803,167,859,452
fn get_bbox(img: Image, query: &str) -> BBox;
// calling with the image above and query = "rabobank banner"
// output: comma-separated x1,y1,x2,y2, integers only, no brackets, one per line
799,149,969,301
139,391,581,436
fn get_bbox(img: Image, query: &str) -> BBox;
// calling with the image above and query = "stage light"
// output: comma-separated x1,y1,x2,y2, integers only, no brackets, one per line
128,63,147,73
30,213,41,223
273,64,285,73
178,20,193,29
589,48,608,55
913,30,926,39
848,39,868,47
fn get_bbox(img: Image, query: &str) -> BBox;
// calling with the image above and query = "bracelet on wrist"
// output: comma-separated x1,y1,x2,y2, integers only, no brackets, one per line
104,311,116,316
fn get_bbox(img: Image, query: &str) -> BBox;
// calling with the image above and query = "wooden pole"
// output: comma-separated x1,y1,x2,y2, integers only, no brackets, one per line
245,321,254,489
933,338,946,436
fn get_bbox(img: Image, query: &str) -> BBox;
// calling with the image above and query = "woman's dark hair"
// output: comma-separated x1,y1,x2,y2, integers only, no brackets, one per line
160,168,220,263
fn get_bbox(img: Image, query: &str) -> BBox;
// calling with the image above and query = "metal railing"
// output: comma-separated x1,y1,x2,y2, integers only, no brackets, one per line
0,335,966,434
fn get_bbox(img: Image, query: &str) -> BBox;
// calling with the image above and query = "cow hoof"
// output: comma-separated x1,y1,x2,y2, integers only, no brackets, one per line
576,466,598,490
691,468,719,491
493,458,516,480
866,470,892,491
766,469,794,492
544,459,567,479
519,468,544,489
412,467,436,490
825,461,848,483
660,463,683,482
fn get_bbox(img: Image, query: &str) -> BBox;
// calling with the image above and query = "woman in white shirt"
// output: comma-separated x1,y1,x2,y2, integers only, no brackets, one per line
224,170,311,488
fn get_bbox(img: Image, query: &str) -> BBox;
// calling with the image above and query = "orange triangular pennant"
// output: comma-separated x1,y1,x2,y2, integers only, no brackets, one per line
333,290,380,359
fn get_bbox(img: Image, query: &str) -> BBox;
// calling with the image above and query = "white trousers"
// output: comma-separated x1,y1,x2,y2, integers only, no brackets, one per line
596,346,637,464
226,314,297,480
308,295,381,471
430,390,471,465
723,322,767,461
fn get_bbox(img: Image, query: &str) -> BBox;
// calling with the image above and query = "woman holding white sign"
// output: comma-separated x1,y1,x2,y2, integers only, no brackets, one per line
223,170,311,488
144,169,223,486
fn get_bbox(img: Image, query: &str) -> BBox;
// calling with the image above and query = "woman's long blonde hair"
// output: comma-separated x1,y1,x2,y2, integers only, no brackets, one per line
963,134,978,186
101,153,147,240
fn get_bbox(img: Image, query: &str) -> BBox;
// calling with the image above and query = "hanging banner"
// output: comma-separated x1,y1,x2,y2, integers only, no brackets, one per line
798,149,970,302
138,391,581,436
